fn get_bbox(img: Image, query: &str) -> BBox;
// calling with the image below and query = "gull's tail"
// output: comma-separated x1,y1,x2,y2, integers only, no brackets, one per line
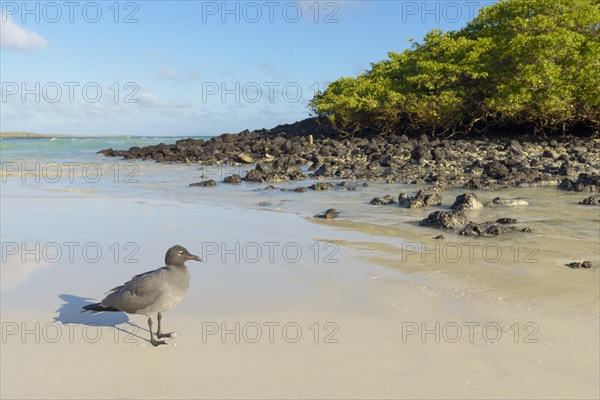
80,303,120,313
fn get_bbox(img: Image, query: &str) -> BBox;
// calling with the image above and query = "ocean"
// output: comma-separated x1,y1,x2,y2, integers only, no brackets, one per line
0,136,211,162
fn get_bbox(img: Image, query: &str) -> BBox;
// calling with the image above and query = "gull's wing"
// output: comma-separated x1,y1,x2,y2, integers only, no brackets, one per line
100,267,168,314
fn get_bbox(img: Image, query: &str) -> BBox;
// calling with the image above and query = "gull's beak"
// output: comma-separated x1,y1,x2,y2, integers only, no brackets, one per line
187,253,201,262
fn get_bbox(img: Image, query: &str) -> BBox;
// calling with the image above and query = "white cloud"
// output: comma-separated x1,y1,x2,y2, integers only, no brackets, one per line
0,13,47,51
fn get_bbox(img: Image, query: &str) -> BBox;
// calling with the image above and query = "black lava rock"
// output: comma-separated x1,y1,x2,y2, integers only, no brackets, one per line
223,174,242,184
450,193,483,211
314,208,339,219
565,261,592,269
579,196,598,205
496,218,517,224
370,195,396,205
189,179,217,187
419,211,467,229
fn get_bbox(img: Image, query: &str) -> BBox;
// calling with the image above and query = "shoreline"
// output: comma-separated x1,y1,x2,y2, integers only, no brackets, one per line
98,117,600,191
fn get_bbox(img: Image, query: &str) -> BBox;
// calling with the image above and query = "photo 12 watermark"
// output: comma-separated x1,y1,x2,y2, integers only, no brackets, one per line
199,81,329,104
401,321,540,344
1,161,140,184
1,82,140,104
1,1,140,24
201,321,340,344
400,241,539,264
2,321,145,344
199,241,340,264
200,1,340,24
1,241,140,264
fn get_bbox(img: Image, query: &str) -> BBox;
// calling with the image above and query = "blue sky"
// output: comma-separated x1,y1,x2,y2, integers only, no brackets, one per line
1,0,496,136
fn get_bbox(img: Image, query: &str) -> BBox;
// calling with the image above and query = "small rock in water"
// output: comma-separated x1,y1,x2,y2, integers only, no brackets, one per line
459,221,513,237
263,185,276,190
565,261,592,269
309,182,335,191
496,218,517,225
419,210,467,229
281,187,308,193
314,208,339,219
486,197,529,207
432,235,445,240
397,193,412,207
459,221,484,236
398,190,442,208
451,193,483,211
223,174,242,184
579,196,598,205
370,195,395,205
244,169,265,182
189,179,217,187
521,227,532,232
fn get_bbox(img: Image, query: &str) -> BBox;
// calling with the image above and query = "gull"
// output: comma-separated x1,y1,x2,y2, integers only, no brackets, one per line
82,245,201,346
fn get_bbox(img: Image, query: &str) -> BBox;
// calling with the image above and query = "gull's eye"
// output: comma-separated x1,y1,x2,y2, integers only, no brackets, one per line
178,251,184,256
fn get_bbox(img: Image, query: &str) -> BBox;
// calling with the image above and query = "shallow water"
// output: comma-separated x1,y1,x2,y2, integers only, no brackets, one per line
2,145,598,312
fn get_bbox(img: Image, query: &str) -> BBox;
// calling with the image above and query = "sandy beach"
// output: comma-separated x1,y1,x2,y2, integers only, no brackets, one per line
1,158,599,399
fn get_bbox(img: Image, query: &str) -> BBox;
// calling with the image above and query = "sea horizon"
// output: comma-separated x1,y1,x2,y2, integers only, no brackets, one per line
1,132,215,139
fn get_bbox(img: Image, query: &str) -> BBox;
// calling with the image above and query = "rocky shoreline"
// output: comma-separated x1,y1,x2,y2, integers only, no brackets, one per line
99,118,599,269
99,118,600,192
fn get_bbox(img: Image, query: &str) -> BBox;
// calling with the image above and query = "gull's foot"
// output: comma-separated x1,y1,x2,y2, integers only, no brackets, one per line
157,332,174,339
151,339,167,347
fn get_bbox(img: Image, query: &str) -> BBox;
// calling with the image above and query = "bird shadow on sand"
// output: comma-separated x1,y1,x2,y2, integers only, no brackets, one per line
54,294,149,343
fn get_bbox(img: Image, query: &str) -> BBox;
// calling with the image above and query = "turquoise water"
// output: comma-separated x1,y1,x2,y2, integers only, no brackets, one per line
0,136,212,162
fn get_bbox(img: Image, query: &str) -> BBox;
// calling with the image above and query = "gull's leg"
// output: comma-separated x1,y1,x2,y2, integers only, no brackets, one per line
148,317,166,346
156,312,173,339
